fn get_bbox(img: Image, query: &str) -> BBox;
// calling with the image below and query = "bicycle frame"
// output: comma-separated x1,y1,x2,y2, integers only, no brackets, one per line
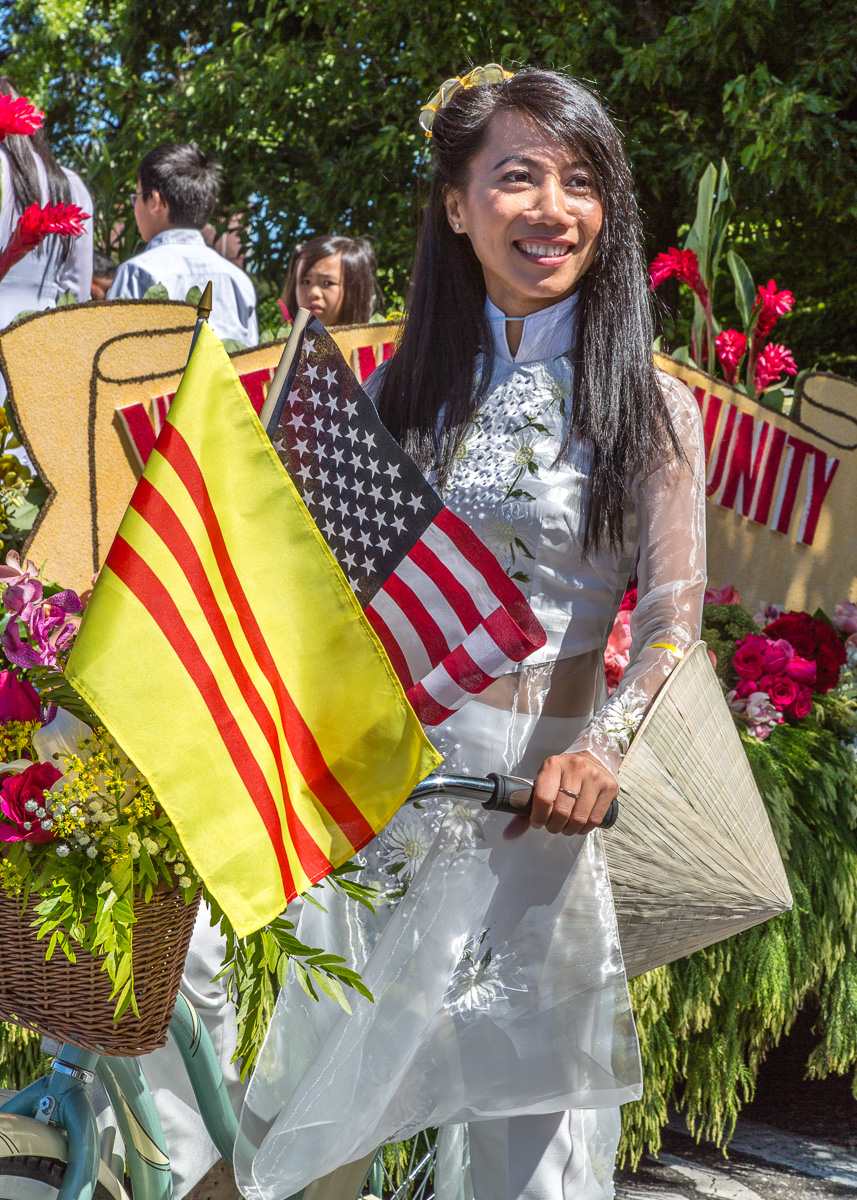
0,993,239,1200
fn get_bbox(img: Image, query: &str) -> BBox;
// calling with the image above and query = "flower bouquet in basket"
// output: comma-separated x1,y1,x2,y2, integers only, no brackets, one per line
0,553,371,1064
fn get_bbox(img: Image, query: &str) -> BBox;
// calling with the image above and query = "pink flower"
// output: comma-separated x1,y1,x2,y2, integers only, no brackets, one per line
0,671,40,724
0,93,44,141
732,633,770,680
787,686,812,719
619,587,637,612
0,550,40,587
833,601,857,636
734,679,758,699
0,202,90,282
752,280,795,342
754,602,785,628
704,585,740,607
649,248,709,305
761,637,794,676
727,688,783,739
785,655,817,686
754,343,797,392
714,331,748,386
0,762,62,844
604,610,632,690
767,676,799,712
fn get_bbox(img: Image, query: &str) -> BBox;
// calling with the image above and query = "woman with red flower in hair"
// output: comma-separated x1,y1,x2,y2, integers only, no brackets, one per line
0,73,93,331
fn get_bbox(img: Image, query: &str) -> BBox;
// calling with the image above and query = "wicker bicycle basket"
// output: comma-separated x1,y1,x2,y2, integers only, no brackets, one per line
0,883,200,1056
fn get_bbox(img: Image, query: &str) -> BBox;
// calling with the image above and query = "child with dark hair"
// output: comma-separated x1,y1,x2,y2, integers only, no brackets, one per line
90,251,117,301
281,234,377,326
0,73,93,330
107,143,258,346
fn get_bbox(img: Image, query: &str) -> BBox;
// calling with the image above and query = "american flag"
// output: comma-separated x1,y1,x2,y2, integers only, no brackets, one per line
267,317,546,724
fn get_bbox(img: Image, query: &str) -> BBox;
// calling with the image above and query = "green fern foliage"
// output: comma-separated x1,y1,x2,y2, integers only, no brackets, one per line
619,664,857,1165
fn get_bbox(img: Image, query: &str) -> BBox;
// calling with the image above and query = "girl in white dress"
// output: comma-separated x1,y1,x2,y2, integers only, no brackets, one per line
235,67,706,1200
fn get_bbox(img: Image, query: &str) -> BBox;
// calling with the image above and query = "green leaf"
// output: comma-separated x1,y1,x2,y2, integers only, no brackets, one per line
142,283,170,300
184,285,203,306
56,289,78,306
727,250,757,331
309,965,352,1013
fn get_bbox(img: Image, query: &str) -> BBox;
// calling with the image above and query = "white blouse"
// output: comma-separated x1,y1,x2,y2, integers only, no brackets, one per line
370,292,707,780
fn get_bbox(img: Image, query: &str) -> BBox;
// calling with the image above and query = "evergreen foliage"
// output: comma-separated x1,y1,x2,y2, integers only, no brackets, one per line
618,613,857,1164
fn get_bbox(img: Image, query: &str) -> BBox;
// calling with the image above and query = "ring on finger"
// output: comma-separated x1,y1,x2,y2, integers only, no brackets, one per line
557,787,579,800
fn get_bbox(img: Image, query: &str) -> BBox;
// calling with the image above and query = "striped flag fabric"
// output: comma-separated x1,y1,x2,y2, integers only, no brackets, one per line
66,323,441,935
267,317,546,724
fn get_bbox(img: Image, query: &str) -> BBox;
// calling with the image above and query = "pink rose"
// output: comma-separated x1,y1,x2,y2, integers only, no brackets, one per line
604,611,632,690
733,633,769,680
785,655,817,686
761,638,793,676
734,679,758,699
704,585,740,606
0,762,63,844
787,686,812,719
767,676,799,712
0,670,40,724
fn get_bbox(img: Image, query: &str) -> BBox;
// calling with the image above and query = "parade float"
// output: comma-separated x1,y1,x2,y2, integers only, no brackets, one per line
0,148,854,1172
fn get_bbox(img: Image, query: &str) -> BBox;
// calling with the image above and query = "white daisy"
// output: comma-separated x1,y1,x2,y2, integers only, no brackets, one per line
600,689,648,755
444,932,525,1016
480,505,532,566
377,814,434,882
434,797,485,845
497,427,552,479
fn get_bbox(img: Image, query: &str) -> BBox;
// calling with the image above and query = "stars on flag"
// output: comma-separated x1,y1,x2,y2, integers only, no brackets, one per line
277,347,422,593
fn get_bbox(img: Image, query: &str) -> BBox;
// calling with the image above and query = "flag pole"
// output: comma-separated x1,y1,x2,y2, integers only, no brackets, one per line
259,306,311,434
185,280,213,364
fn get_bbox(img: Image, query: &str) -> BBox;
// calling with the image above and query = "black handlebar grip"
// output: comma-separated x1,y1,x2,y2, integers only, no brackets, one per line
484,773,619,829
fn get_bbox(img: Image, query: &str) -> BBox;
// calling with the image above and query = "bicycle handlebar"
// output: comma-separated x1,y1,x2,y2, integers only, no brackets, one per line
408,772,619,829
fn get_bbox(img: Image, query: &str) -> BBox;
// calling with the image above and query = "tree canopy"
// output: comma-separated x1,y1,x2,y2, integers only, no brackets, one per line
2,0,856,371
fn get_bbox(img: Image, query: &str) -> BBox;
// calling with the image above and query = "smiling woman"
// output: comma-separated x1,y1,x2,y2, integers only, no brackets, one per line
238,67,707,1200
444,111,604,353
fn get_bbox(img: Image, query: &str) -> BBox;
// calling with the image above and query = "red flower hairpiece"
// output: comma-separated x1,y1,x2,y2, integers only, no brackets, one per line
0,93,44,141
0,202,89,283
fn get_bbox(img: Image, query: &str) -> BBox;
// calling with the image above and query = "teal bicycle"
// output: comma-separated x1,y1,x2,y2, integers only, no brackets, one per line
0,774,617,1200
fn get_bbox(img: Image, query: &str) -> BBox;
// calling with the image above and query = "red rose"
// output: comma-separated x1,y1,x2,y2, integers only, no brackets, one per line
786,655,817,686
767,676,799,712
787,686,813,719
0,670,40,724
816,646,845,692
734,679,757,699
788,632,818,658
733,634,769,680
763,613,803,640
0,762,63,844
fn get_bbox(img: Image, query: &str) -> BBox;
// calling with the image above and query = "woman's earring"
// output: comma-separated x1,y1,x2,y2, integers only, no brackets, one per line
454,222,461,230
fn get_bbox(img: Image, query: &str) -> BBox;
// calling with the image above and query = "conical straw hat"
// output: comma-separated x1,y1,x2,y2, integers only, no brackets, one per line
606,641,792,979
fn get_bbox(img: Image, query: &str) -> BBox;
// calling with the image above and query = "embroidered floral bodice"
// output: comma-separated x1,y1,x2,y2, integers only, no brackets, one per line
368,292,707,778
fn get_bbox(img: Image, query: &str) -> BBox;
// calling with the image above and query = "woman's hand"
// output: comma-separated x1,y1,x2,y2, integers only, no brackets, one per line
529,750,618,835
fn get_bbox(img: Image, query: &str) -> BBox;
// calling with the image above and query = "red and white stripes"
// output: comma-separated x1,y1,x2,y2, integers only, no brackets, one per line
366,508,546,724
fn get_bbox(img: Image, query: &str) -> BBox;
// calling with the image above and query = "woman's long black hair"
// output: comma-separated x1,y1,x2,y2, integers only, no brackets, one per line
0,74,73,260
375,69,681,555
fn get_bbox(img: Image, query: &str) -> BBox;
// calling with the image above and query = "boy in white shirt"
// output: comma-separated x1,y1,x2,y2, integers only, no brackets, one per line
108,143,258,346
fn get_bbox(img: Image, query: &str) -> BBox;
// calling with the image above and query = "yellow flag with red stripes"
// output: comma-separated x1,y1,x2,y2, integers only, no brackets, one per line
66,323,441,936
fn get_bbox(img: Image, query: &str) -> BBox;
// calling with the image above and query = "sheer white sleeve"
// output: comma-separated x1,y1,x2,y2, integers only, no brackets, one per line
566,374,707,779
57,168,94,304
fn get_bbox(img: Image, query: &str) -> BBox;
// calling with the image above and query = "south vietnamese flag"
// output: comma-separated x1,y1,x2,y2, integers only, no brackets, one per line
66,323,440,936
